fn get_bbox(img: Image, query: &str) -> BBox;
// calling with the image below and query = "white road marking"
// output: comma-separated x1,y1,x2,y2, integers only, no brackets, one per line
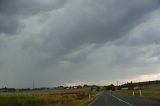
110,94,134,106
88,92,103,106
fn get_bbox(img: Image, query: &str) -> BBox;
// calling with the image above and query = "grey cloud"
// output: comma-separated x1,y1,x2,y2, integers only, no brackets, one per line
115,8,160,47
0,0,68,15
0,0,68,34
0,0,160,87
74,44,159,82
37,0,160,68
60,0,159,43
0,14,19,34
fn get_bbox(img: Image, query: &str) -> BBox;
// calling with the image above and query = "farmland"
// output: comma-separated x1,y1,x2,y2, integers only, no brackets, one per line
114,83,160,100
0,88,99,106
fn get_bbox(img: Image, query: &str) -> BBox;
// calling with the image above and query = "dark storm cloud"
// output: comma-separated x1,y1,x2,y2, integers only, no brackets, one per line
0,0,68,15
0,14,19,34
0,0,160,87
60,0,160,43
38,0,160,68
0,0,68,34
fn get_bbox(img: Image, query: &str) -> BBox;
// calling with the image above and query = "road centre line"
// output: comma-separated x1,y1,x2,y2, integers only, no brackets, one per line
110,94,134,106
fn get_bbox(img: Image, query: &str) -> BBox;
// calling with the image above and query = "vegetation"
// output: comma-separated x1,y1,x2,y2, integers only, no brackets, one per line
0,88,99,106
114,84,160,100
104,84,115,91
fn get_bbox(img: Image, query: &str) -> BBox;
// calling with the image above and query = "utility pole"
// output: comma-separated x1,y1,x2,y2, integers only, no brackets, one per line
33,80,34,90
116,81,119,86
116,81,119,90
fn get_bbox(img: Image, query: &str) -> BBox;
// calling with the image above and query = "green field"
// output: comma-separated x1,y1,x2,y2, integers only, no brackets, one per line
114,84,160,100
0,88,99,106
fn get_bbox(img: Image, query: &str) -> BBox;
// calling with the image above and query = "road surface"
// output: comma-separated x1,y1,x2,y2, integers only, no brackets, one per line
88,91,160,106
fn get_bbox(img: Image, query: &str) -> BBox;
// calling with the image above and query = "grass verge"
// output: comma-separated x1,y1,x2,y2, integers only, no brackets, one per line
114,84,160,100
0,89,100,106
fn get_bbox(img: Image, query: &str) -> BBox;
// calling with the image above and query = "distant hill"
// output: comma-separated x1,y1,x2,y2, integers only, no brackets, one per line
104,80,160,91
121,80,160,88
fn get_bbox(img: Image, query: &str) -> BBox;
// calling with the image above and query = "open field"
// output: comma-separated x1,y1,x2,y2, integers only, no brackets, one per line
0,88,99,106
114,84,160,100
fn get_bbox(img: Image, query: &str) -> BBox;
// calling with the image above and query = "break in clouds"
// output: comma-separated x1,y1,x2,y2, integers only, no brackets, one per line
0,0,160,88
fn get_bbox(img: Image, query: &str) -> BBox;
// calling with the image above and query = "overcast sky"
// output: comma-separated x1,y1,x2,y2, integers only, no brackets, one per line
0,0,160,88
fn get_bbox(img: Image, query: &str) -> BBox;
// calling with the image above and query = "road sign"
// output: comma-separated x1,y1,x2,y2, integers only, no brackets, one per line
91,87,97,93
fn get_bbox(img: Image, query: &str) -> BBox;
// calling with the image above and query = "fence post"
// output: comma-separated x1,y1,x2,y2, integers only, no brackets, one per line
140,90,142,96
133,91,135,96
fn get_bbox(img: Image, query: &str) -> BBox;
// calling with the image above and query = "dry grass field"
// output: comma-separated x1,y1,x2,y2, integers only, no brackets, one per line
0,88,99,106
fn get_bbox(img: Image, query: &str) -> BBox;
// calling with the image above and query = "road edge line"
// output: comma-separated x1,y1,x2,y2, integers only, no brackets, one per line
87,92,103,106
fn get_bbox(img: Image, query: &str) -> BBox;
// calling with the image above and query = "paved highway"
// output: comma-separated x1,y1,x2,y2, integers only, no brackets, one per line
88,91,160,106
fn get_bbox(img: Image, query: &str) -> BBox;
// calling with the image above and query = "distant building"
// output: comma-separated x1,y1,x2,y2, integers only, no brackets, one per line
121,87,128,90
0,87,15,92
134,86,139,90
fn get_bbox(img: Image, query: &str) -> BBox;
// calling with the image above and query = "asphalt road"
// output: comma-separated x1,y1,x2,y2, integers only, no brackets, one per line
88,91,160,106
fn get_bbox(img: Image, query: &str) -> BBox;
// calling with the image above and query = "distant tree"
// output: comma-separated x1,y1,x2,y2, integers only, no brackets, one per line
118,86,121,90
83,84,88,87
97,86,100,91
77,85,82,88
105,84,115,91
128,81,134,90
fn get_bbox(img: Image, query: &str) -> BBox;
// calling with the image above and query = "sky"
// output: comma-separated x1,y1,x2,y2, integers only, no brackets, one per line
0,0,160,88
